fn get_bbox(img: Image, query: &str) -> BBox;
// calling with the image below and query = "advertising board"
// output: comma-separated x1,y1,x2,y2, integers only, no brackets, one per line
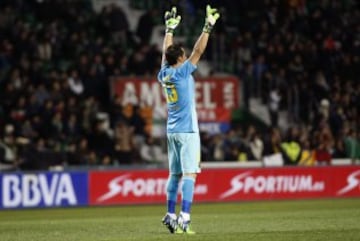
0,172,88,209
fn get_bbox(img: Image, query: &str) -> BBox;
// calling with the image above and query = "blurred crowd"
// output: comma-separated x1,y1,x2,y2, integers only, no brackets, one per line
0,0,359,170
201,0,359,165
0,0,165,170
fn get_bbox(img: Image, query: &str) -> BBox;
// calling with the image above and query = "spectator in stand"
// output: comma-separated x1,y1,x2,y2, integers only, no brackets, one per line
268,87,282,127
211,134,226,161
298,139,316,166
253,54,268,99
344,129,360,163
332,136,347,159
244,125,264,161
87,118,114,165
263,127,282,156
68,69,84,96
108,4,129,46
113,120,135,165
239,62,254,110
66,137,92,166
130,105,147,147
136,8,158,44
249,132,264,162
314,124,334,165
0,124,18,169
280,126,302,165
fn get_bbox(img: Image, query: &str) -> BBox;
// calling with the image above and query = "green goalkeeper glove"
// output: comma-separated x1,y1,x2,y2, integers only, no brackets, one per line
164,7,181,34
203,5,220,33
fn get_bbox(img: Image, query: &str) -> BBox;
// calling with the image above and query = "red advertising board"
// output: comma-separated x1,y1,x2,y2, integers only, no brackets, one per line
89,166,360,205
111,77,240,121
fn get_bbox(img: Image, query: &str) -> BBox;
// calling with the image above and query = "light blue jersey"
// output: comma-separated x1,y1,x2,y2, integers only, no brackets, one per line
157,60,199,133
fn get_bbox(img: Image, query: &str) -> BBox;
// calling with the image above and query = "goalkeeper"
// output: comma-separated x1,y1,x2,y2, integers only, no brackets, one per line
157,5,220,234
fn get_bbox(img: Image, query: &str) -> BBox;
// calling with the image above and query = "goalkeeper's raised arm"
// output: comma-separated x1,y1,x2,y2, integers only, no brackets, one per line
188,5,220,65
161,7,181,66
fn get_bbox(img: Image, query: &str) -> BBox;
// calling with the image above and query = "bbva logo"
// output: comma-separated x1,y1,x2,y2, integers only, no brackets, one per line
1,173,77,208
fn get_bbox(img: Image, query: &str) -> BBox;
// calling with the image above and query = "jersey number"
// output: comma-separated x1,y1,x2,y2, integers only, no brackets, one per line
164,85,178,103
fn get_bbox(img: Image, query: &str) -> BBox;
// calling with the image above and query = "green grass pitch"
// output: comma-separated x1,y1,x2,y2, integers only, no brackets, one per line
0,198,359,241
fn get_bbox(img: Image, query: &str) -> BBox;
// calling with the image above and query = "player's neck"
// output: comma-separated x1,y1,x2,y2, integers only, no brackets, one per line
171,62,182,68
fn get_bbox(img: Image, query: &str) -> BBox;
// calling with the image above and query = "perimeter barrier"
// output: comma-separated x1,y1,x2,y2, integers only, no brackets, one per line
1,161,359,209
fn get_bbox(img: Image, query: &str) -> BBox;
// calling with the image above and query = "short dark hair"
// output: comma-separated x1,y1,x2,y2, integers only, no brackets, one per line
165,43,184,65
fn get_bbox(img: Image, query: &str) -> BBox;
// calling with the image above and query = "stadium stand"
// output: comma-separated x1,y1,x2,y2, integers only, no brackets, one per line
0,0,359,170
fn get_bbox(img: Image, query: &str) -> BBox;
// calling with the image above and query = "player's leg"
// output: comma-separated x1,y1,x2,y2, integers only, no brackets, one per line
177,173,196,234
166,173,181,217
162,133,182,233
177,132,201,234
162,174,181,233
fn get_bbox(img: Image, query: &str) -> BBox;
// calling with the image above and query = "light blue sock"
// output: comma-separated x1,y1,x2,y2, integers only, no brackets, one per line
181,176,195,213
166,174,180,213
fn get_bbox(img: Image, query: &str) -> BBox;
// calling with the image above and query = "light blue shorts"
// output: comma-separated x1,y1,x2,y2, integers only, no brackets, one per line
167,132,201,175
